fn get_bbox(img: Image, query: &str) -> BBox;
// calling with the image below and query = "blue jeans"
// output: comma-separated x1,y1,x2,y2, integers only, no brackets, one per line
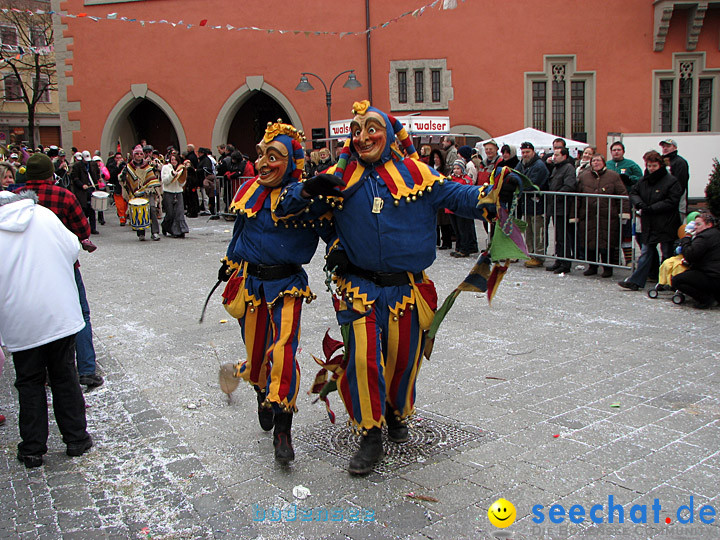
74,267,97,375
628,242,674,287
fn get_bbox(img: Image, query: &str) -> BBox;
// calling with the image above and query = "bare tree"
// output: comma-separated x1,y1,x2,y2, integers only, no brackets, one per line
0,0,56,149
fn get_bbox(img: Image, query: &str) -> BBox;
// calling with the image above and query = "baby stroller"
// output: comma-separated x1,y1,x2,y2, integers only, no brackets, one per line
647,217,698,304
647,254,686,304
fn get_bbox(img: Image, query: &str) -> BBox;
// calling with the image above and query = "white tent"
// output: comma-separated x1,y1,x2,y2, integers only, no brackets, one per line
475,128,589,159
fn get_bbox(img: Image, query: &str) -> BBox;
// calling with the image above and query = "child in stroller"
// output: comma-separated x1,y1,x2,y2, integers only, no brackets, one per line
648,212,699,303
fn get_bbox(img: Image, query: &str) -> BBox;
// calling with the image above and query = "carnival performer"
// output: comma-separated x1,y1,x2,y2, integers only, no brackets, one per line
217,121,333,465
276,101,516,475
160,153,190,238
119,145,163,241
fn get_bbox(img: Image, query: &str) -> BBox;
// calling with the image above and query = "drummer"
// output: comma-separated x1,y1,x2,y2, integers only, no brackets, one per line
91,155,110,226
119,145,163,241
70,150,101,235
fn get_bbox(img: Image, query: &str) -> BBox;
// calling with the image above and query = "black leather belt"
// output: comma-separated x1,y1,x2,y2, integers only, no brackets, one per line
346,263,421,287
245,262,302,280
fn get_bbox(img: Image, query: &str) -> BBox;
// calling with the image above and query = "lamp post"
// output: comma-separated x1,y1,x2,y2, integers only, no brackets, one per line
295,70,361,146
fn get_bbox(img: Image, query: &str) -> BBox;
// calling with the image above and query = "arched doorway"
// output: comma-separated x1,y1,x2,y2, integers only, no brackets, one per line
125,100,179,153
212,76,303,161
227,92,290,160
101,85,186,159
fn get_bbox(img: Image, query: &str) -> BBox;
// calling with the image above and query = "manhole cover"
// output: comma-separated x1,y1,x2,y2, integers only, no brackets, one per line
295,409,494,476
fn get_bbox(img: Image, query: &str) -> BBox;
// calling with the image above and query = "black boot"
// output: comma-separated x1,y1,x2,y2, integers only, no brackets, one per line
256,390,274,431
386,412,408,443
273,412,295,465
348,427,383,475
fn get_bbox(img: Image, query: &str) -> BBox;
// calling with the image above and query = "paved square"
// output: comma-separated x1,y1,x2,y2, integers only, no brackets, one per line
1,217,718,539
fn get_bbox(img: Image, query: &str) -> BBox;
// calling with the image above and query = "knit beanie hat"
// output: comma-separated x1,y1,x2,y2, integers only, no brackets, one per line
458,145,473,161
25,153,55,181
452,159,466,174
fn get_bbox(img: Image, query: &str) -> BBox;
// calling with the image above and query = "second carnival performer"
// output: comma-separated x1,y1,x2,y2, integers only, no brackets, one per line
119,145,163,241
218,121,333,465
277,101,519,475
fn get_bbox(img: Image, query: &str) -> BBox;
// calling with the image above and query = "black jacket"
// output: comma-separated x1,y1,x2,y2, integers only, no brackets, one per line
630,167,682,244
106,158,126,195
70,161,100,206
664,150,689,194
197,154,214,181
547,159,577,216
679,226,720,279
517,154,549,216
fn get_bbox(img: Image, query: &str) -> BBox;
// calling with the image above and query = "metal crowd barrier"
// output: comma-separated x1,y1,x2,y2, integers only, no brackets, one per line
217,175,254,218
514,190,637,270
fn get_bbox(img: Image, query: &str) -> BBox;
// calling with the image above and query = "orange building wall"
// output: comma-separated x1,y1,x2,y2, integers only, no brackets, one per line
58,0,720,152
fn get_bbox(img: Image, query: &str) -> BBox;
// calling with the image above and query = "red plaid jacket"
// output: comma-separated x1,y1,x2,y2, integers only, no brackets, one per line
16,180,91,240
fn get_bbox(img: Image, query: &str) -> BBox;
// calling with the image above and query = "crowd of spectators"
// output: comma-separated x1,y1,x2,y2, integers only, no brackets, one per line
1,133,716,310
413,135,717,308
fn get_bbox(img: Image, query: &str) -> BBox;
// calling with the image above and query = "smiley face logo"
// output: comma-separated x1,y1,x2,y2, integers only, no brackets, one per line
488,498,516,528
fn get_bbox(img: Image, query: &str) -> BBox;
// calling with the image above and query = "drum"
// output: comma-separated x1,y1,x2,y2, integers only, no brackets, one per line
90,191,109,211
129,197,150,231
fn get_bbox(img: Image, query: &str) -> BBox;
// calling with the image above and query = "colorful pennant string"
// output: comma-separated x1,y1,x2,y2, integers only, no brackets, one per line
0,0,468,44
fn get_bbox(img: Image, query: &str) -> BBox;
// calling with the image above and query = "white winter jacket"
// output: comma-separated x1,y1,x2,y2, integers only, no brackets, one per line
0,192,84,352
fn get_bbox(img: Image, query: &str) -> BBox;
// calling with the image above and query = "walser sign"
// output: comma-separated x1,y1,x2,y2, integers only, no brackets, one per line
329,116,450,138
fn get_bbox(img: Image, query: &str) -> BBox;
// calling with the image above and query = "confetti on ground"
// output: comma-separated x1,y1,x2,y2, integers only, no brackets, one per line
553,434,560,438
610,402,621,408
219,319,228,324
486,376,507,381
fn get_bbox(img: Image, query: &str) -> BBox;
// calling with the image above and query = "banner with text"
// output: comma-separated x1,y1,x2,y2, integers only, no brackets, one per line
329,116,450,139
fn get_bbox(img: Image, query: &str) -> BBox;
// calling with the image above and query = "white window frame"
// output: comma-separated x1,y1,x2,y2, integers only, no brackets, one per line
33,75,51,103
652,52,720,133
524,55,596,145
0,24,18,46
3,73,23,102
389,59,452,112
30,26,48,47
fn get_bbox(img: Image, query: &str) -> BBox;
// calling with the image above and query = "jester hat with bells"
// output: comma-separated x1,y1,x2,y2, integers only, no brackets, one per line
333,100,418,174
257,119,306,188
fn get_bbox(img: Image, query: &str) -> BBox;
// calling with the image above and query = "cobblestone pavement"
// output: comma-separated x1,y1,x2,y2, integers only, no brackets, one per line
1,213,719,539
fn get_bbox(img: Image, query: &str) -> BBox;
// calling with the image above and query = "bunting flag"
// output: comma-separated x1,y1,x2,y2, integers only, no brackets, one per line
0,0,468,43
423,252,510,359
0,43,54,56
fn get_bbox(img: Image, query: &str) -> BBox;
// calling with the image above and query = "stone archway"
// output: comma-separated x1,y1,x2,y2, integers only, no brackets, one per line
101,84,186,158
212,76,303,160
451,124,492,149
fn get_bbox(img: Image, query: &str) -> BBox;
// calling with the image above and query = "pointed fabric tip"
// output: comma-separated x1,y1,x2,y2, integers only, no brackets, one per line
427,289,461,341
486,263,509,305
199,19,208,26
322,329,344,361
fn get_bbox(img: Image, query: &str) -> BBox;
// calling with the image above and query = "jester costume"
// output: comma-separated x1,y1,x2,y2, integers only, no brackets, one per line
277,101,515,474
220,121,331,465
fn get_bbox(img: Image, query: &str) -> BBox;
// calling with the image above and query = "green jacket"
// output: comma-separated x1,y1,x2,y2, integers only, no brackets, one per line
607,158,642,188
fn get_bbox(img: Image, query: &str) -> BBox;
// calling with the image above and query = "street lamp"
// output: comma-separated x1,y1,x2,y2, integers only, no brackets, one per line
295,70,361,147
